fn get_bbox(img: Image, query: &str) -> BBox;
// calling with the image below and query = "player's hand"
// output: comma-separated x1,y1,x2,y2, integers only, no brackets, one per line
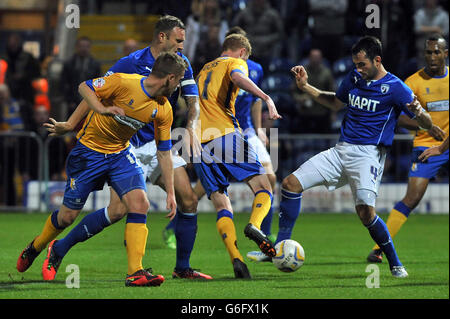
265,96,282,120
43,118,72,136
165,192,177,220
183,127,202,159
406,96,424,117
257,128,269,146
102,106,125,116
418,145,443,162
427,125,445,141
291,65,308,89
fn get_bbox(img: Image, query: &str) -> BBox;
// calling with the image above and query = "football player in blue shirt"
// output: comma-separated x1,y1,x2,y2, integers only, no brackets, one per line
279,36,432,277
17,15,212,281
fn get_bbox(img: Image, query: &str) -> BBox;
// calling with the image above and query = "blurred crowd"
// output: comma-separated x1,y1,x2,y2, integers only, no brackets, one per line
0,0,448,205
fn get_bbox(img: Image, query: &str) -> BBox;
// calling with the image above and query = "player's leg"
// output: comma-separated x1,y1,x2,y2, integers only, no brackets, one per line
121,187,164,287
368,177,429,262
211,190,251,279
259,162,277,242
193,179,206,199
356,202,407,278
48,188,125,269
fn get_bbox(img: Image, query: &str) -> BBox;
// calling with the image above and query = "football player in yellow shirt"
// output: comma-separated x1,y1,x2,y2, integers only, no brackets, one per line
194,34,281,278
367,35,449,263
17,52,186,286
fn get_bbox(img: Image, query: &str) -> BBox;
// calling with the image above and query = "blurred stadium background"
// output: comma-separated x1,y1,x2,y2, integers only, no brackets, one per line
0,0,448,214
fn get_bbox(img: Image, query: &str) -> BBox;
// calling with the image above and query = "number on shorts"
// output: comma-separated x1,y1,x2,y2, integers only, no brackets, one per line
370,166,378,180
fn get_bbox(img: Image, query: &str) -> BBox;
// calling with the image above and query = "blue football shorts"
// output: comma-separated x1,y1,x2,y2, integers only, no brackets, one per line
194,131,265,198
63,141,146,210
409,146,449,179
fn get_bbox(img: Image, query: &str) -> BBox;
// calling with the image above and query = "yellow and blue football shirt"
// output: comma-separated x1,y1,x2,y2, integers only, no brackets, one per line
196,56,248,143
79,73,173,154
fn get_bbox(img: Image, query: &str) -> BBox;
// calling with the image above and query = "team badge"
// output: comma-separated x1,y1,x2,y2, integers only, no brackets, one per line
151,108,158,118
93,78,105,89
381,84,390,94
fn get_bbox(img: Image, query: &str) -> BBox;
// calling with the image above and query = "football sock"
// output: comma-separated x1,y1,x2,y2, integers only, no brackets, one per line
33,210,65,252
366,215,402,268
260,206,274,236
175,210,197,271
373,202,410,250
53,207,111,258
124,213,148,275
275,189,302,244
165,213,177,231
249,190,273,229
216,209,243,262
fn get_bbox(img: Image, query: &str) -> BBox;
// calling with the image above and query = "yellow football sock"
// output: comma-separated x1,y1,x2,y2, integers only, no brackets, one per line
373,209,408,250
124,221,148,275
249,190,272,229
33,213,64,252
216,216,243,262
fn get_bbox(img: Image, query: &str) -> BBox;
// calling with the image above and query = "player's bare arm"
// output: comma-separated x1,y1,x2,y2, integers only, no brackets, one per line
78,82,125,116
291,65,345,112
157,149,177,220
183,95,202,157
419,136,449,162
230,71,281,120
251,99,268,146
44,99,91,136
405,96,432,130
397,114,445,141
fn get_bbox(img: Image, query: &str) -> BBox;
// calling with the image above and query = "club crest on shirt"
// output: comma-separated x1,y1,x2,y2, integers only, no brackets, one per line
381,84,390,94
93,78,105,89
151,108,158,118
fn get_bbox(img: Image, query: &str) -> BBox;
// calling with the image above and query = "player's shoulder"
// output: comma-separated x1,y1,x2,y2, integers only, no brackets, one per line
112,72,145,81
247,59,263,72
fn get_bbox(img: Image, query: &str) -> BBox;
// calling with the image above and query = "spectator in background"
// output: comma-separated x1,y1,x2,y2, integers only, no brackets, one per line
414,0,449,67
308,0,348,64
193,22,222,74
123,38,139,56
61,36,101,116
184,0,229,63
4,33,41,107
0,83,25,206
291,49,335,133
232,0,283,70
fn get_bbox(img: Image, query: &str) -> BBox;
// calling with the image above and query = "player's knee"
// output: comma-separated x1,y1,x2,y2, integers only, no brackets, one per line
281,174,302,193
127,196,150,214
180,191,198,213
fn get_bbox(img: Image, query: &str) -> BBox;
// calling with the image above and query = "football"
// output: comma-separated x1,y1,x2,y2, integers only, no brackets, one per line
272,239,305,272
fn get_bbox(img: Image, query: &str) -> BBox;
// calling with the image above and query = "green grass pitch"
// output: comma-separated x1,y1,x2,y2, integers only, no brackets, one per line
0,211,448,300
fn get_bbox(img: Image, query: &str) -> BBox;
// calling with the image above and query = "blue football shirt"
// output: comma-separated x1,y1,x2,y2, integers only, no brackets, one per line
234,59,264,137
336,69,416,146
106,46,199,147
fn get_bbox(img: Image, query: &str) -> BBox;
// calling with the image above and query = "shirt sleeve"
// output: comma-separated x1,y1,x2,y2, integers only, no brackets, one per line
335,71,353,104
229,58,248,78
85,73,122,100
394,81,416,118
180,56,199,97
154,100,173,151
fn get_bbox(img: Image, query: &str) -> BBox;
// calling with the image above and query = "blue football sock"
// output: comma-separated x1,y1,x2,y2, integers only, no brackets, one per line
53,207,111,258
365,215,402,268
165,213,177,231
275,189,302,245
174,210,197,271
260,206,274,236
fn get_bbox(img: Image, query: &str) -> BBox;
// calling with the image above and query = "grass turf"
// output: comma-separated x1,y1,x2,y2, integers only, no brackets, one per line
0,211,448,300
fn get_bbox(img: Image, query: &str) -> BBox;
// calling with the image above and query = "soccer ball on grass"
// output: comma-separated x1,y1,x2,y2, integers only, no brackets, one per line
272,239,305,272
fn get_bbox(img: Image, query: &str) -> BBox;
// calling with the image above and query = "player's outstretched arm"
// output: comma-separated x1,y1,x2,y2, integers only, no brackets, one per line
78,82,125,116
291,65,344,112
157,149,177,220
419,136,449,162
43,99,91,136
397,114,445,141
406,96,432,130
230,71,281,120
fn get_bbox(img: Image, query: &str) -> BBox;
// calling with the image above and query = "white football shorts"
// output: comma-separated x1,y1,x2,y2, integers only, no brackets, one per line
292,142,387,205
247,134,271,164
132,140,187,184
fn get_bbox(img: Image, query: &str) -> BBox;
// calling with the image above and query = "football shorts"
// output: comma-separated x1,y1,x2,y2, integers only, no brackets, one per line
409,146,449,179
